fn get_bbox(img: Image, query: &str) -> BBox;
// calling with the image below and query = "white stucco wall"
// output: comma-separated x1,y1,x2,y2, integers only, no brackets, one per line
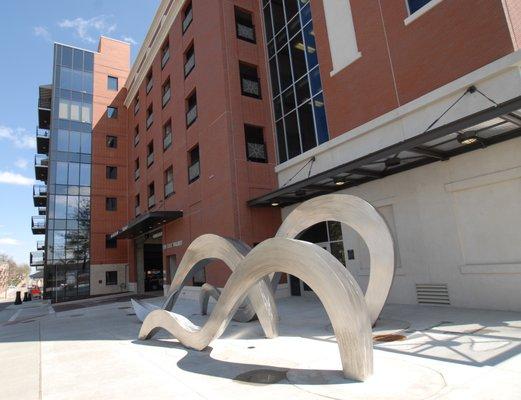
277,51,521,312
90,264,129,296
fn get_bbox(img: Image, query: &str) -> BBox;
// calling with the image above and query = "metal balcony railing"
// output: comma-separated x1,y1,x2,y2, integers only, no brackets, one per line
241,77,261,98
36,128,50,154
186,105,197,127
33,185,47,197
182,8,193,33
31,216,46,234
35,155,49,168
35,155,49,182
37,240,45,251
30,251,45,267
237,23,255,42
146,112,154,129
188,161,200,183
37,207,46,216
164,181,174,197
184,55,195,78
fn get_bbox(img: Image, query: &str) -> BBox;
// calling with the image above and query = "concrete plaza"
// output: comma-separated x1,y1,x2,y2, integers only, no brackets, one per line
0,294,520,400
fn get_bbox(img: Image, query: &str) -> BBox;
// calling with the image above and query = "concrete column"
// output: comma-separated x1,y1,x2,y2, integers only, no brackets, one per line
135,238,145,294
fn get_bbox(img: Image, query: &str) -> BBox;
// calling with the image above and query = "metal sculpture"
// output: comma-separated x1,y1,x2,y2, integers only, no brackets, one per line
134,194,395,381
139,238,373,381
273,194,395,325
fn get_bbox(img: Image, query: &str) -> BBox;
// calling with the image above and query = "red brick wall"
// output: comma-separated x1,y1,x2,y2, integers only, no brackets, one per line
312,0,515,139
90,37,131,265
126,0,281,287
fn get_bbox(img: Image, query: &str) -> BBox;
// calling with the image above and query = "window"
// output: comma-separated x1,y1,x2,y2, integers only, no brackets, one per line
182,1,193,33
262,1,329,163
134,125,140,146
245,125,267,163
106,197,117,211
107,106,118,119
164,166,174,198
106,271,117,285
188,146,200,183
235,7,256,43
147,141,154,167
163,120,172,150
134,96,140,115
162,78,171,107
407,0,435,14
106,166,117,180
135,194,140,216
298,221,346,266
184,44,195,78
105,235,117,249
148,182,155,208
240,63,261,98
146,104,154,129
106,135,117,148
161,40,170,68
186,91,197,127
107,76,118,91
146,70,153,94
134,158,140,180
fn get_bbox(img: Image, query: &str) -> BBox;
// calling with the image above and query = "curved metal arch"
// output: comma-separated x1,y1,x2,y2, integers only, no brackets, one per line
161,234,277,338
274,194,395,325
139,237,373,381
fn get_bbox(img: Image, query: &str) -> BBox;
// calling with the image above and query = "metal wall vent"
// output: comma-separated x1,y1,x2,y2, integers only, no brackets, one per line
416,283,450,305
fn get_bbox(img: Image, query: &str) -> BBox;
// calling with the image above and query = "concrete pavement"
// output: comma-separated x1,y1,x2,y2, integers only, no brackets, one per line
0,295,520,399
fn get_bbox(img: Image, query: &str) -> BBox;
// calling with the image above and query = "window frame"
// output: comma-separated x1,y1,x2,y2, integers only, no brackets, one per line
107,106,118,119
106,166,118,180
107,76,119,91
105,271,118,285
106,135,118,149
105,197,117,211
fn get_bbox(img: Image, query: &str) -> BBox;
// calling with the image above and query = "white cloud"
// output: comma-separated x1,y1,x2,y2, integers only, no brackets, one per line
0,171,35,186
0,125,36,149
122,36,138,45
58,15,117,44
33,26,52,42
0,237,21,246
14,158,29,169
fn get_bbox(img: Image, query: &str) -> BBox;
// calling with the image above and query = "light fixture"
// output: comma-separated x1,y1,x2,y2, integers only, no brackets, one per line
384,157,401,168
271,201,279,207
457,131,478,145
333,177,346,186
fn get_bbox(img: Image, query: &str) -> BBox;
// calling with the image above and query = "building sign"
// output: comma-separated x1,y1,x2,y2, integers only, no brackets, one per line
163,240,183,250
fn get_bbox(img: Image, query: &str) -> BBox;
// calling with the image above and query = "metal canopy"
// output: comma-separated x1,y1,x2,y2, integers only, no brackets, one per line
248,95,521,208
110,211,183,239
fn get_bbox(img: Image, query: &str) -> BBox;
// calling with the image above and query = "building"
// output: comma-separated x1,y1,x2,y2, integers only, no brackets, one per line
249,0,521,311
32,1,281,302
32,0,521,311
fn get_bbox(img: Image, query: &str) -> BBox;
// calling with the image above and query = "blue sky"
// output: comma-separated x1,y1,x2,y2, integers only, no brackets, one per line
0,0,160,264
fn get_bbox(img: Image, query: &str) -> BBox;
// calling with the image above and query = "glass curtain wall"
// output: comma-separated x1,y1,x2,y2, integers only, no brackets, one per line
44,44,93,302
262,0,329,163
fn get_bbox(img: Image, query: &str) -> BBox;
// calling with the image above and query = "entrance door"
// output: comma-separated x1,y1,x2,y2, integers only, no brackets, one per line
144,244,163,292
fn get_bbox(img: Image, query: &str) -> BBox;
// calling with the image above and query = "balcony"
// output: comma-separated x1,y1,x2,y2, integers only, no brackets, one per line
36,128,50,154
31,216,46,235
237,23,255,42
37,240,45,251
186,105,197,127
33,185,47,207
38,85,52,130
35,155,49,182
30,251,45,268
37,207,46,216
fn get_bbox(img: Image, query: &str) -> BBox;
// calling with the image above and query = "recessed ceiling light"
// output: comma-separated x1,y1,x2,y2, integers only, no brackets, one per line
457,132,478,145
333,177,346,186
271,202,279,207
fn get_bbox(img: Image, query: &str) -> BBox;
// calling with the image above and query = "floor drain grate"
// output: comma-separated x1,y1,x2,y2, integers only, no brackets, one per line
127,313,136,316
234,369,287,385
373,334,406,343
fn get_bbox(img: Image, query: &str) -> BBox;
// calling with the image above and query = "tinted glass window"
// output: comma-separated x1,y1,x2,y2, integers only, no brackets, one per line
108,76,118,91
